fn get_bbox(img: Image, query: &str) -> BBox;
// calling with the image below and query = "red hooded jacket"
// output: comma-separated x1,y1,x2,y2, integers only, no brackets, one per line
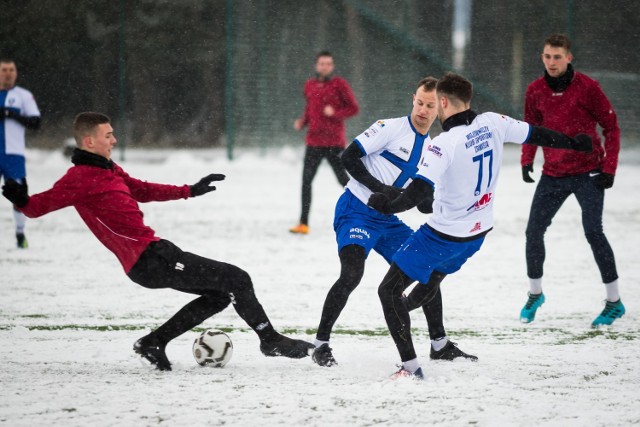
521,71,620,176
300,76,359,148
19,158,191,273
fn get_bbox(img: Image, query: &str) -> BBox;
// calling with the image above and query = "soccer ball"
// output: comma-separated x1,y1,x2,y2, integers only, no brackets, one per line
193,329,233,367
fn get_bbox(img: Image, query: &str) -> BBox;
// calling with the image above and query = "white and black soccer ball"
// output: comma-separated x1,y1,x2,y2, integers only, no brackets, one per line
193,329,233,367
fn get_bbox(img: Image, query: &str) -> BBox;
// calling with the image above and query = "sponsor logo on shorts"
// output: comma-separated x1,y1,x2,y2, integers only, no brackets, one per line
349,227,371,240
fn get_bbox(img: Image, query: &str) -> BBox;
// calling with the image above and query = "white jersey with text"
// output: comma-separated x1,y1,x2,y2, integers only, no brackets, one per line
416,112,531,237
346,116,432,205
1,85,40,156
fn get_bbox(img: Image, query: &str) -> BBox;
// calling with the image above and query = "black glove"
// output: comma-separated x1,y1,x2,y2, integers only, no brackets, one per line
522,164,535,183
368,192,393,214
416,197,433,214
572,134,593,152
2,179,29,208
189,174,226,197
593,172,614,190
379,184,403,199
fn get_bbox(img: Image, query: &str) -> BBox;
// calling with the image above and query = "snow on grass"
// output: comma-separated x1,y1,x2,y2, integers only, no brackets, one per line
1,146,639,426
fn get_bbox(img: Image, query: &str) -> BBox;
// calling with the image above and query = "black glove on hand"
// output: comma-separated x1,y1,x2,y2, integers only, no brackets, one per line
368,192,393,214
2,179,29,207
522,164,535,183
594,172,615,190
416,197,433,214
572,134,593,152
379,184,403,199
190,174,226,197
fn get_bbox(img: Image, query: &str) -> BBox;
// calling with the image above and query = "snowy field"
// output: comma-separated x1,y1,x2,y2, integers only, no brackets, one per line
1,145,639,426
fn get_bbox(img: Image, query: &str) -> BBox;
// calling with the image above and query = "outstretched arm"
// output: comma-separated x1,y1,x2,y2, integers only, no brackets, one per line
525,126,592,152
368,178,434,215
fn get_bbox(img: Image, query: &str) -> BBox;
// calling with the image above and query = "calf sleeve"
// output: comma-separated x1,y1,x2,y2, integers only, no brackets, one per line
378,263,417,362
316,245,366,341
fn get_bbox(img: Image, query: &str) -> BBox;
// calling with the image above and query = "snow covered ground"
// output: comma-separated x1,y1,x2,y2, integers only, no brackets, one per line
1,146,639,426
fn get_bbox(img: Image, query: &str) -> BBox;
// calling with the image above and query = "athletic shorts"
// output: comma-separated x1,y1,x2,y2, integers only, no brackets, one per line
0,154,26,182
393,224,485,284
334,189,413,263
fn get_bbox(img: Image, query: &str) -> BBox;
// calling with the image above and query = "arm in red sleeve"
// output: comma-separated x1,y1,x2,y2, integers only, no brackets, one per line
332,79,359,120
521,87,540,166
589,82,620,175
116,165,191,203
19,171,83,218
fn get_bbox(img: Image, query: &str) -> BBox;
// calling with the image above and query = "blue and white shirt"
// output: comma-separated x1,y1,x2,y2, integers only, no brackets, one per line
1,85,40,156
346,116,432,205
417,112,531,237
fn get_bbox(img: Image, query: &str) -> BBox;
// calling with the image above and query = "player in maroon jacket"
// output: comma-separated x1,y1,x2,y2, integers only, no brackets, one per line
290,51,359,234
2,112,314,371
519,34,624,327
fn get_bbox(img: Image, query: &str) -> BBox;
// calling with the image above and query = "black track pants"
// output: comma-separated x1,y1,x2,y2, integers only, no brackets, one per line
128,240,279,344
299,146,350,225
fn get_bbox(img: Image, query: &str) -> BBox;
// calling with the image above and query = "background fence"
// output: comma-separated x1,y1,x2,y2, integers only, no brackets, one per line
2,0,639,159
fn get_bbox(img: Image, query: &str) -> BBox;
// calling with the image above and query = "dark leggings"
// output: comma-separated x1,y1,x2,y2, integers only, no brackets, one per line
128,240,278,344
525,173,618,283
316,245,445,344
300,146,350,225
316,245,366,341
378,264,446,362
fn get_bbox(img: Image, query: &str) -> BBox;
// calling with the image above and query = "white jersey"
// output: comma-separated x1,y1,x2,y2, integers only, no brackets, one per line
346,116,432,205
1,85,40,156
417,112,531,238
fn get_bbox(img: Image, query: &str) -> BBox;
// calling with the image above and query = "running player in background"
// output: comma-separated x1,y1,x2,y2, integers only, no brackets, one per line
0,58,41,248
312,77,475,367
520,34,623,327
2,112,314,371
290,51,359,235
367,72,593,379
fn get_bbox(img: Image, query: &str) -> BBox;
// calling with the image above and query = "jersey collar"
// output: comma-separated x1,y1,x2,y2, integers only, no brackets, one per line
71,148,114,169
441,109,478,132
544,63,574,92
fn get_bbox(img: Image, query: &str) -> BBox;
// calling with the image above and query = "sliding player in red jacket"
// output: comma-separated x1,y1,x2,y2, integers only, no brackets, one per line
519,34,624,327
2,112,314,371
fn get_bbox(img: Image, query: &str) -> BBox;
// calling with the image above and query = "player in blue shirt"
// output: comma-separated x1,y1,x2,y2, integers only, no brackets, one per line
312,77,475,367
0,58,41,248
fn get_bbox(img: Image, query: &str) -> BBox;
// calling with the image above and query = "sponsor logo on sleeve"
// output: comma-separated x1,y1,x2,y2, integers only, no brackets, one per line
427,144,442,157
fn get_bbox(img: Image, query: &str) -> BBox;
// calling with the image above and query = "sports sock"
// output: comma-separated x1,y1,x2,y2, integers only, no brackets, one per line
604,279,620,302
403,358,420,374
528,278,543,295
314,339,329,348
431,336,449,352
13,209,26,234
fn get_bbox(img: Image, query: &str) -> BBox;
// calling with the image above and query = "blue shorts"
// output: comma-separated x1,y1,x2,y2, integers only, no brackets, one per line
334,190,413,263
393,224,485,284
0,154,26,182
